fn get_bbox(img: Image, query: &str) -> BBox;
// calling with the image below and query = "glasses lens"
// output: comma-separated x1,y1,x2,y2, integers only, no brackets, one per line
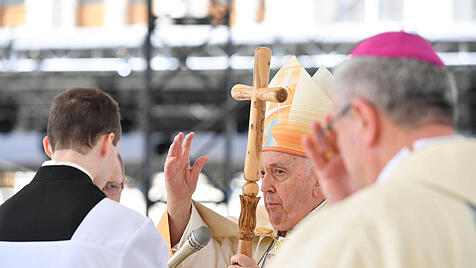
104,183,123,194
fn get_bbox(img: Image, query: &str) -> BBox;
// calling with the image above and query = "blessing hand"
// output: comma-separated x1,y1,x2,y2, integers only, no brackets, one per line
301,121,360,203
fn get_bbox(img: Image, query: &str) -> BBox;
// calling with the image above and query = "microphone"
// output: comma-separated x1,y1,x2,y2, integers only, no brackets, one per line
168,226,212,268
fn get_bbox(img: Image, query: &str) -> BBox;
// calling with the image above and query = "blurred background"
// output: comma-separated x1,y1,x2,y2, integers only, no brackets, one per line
0,0,475,224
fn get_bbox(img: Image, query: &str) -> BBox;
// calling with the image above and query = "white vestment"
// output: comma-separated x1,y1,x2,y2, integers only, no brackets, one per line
0,198,169,268
158,200,327,267
273,139,476,268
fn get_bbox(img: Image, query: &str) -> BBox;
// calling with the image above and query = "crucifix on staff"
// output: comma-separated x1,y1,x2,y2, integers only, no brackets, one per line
231,47,288,257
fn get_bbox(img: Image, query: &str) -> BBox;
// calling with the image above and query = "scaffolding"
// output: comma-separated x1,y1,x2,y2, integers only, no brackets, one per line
0,0,476,213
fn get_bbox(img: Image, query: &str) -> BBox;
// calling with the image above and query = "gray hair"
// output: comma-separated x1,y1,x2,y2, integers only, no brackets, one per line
333,57,457,128
296,155,317,178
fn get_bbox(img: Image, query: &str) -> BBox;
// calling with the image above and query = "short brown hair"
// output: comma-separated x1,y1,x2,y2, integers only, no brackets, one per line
47,88,122,154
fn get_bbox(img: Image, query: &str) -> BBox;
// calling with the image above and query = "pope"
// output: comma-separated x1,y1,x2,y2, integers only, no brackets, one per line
157,57,339,268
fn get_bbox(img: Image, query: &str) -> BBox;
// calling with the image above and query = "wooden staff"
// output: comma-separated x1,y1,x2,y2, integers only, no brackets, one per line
231,47,288,257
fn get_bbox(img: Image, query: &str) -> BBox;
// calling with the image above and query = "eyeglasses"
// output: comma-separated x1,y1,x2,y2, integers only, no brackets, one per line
103,182,124,195
317,104,351,140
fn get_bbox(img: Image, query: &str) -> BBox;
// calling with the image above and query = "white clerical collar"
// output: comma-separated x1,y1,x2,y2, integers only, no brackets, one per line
376,135,464,184
298,199,327,227
308,199,327,218
42,160,93,181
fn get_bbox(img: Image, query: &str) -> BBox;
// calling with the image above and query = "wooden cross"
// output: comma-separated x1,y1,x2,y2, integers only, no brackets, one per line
230,47,288,257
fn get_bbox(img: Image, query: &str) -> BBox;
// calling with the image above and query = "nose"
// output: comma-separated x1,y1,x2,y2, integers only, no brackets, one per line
260,173,275,193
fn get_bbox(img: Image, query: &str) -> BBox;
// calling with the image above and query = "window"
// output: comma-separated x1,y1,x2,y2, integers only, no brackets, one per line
454,0,476,21
0,0,25,27
336,0,365,22
128,0,147,24
77,0,104,27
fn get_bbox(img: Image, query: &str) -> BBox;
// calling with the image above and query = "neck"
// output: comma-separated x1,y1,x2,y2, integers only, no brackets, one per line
51,149,97,180
367,123,455,185
282,198,326,232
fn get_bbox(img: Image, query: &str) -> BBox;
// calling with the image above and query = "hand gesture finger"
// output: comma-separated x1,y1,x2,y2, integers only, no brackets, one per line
302,122,326,171
302,120,356,203
182,132,195,166
166,132,184,164
164,132,208,204
190,155,208,181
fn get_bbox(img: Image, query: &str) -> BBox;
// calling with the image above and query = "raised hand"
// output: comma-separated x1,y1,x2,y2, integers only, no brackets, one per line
164,132,208,245
165,132,208,205
301,121,360,204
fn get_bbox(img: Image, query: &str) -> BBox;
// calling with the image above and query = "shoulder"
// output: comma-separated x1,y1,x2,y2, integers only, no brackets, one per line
304,180,446,233
270,186,398,267
73,199,168,267
285,182,427,248
72,198,153,248
192,200,238,238
276,180,476,267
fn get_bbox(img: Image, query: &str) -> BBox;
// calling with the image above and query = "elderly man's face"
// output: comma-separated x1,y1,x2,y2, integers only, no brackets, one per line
102,157,125,202
260,151,323,231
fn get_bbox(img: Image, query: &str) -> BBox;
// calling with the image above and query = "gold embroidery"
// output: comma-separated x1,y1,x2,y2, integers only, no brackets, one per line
255,227,274,237
268,237,287,255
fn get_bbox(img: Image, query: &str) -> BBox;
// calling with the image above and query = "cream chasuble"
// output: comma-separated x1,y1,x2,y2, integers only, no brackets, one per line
273,139,476,268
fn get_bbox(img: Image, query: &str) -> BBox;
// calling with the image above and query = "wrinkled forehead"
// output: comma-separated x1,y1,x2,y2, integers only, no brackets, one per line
260,150,308,168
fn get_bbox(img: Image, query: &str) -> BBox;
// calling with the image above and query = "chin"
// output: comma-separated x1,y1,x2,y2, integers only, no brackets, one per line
271,222,291,232
269,215,286,230
270,215,300,232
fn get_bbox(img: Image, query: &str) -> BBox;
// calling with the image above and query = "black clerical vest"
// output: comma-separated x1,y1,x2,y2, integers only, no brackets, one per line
0,165,105,241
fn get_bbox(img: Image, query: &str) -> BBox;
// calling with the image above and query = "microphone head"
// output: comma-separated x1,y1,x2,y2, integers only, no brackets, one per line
188,226,212,250
193,226,212,245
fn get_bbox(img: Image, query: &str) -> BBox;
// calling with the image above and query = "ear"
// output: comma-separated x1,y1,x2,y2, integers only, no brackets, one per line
311,173,322,198
122,177,127,186
42,136,53,158
351,99,379,146
100,133,115,157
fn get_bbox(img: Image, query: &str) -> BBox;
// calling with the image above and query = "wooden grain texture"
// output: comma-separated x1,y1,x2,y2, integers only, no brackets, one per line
243,47,271,183
242,181,259,196
234,47,271,257
230,47,289,258
237,240,253,258
237,195,260,258
231,84,288,103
